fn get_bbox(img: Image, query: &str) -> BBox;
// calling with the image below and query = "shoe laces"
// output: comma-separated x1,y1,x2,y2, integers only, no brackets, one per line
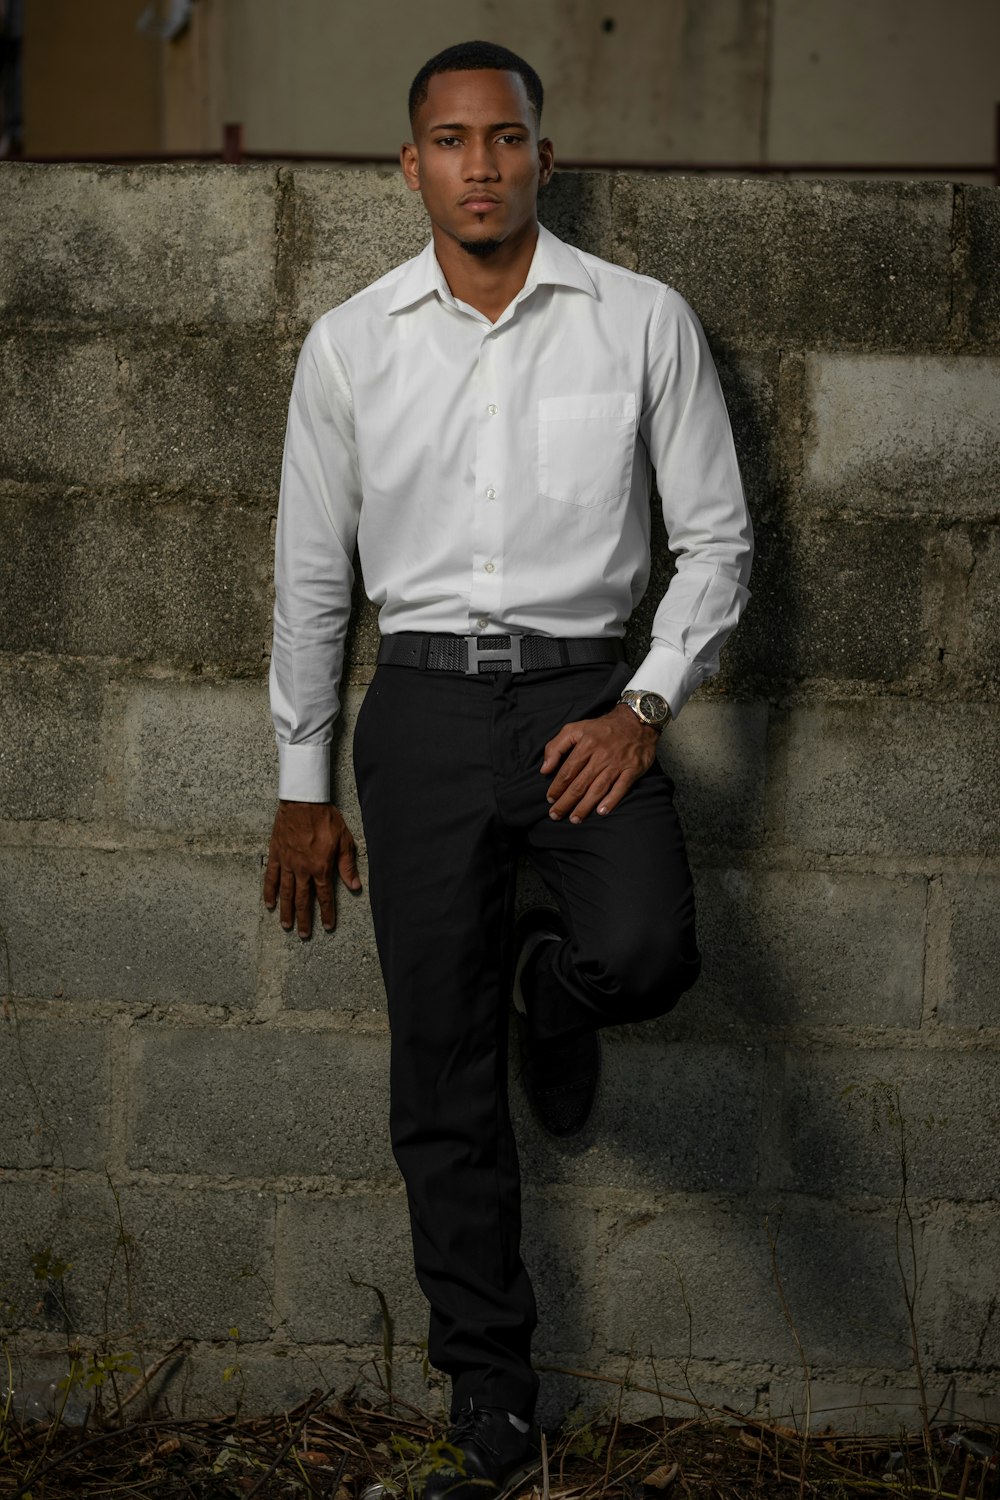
449,1401,502,1446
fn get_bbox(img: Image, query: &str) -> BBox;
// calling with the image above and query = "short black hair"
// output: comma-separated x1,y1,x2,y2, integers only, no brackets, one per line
408,41,544,129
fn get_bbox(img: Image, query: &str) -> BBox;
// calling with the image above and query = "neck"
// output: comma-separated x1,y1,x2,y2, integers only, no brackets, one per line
432,217,540,323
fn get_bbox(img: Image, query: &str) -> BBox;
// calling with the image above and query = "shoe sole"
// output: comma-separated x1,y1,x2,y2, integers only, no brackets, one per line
362,1447,542,1500
496,1453,543,1497
527,1032,605,1134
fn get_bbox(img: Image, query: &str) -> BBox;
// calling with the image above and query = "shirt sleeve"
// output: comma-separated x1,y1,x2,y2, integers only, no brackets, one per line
269,318,363,802
625,285,754,719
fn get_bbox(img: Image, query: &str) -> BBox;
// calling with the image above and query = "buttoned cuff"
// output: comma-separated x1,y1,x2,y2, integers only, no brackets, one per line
277,741,332,802
622,645,710,722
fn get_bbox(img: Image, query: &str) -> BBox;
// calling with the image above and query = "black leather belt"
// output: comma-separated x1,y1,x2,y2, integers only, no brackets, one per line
377,632,625,676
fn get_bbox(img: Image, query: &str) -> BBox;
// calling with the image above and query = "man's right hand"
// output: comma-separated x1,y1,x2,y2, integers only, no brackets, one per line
263,800,362,940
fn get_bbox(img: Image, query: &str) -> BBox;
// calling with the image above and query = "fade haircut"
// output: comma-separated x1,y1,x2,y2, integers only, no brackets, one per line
408,41,544,130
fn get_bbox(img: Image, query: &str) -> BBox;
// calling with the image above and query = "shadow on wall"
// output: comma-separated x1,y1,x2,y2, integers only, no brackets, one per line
2,164,996,1429
509,349,932,1427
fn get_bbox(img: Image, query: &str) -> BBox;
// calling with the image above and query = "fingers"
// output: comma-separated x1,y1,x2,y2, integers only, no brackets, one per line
294,875,314,940
540,722,581,775
315,874,336,933
336,837,362,893
544,710,659,823
317,834,362,933
546,750,588,808
593,769,635,819
266,803,362,939
549,764,638,823
262,851,280,909
279,867,296,932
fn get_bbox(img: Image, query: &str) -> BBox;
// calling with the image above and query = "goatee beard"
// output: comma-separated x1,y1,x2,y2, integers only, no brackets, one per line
458,236,504,258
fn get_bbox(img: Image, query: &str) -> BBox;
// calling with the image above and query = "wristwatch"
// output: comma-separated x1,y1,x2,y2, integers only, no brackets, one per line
618,688,672,731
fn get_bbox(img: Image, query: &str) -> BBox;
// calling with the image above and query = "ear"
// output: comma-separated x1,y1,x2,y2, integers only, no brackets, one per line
400,141,421,193
537,136,555,188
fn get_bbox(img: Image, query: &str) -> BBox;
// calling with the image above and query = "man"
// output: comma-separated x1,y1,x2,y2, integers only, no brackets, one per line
264,39,752,1500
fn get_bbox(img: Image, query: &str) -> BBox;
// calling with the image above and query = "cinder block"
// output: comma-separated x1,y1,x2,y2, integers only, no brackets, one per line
533,1353,771,1428
763,1202,918,1369
0,335,122,484
0,847,259,1007
966,187,1000,348
522,1195,600,1355
0,1177,274,1340
273,881,386,1015
926,1208,1000,1369
124,680,276,835
722,518,931,688
601,1199,913,1368
514,1036,763,1195
121,334,293,496
713,353,781,513
769,1046,1000,1200
611,177,952,350
767,1378,975,1433
285,170,427,329
151,1343,428,1421
693,868,926,1029
0,661,105,821
126,1026,394,1182
276,1187,599,1400
278,1191,424,1345
0,1177,123,1337
965,527,1000,692
803,355,1000,514
657,702,768,850
0,491,271,665
0,165,278,328
939,874,1000,1027
114,1183,276,1341
622,359,775,690
782,701,1000,856
0,1018,111,1169
124,680,367,840
539,171,614,260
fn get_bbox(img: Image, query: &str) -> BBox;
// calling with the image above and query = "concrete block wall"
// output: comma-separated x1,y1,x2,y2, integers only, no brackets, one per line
1,163,998,1431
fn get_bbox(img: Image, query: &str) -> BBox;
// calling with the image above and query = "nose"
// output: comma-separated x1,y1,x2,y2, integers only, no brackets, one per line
464,139,500,181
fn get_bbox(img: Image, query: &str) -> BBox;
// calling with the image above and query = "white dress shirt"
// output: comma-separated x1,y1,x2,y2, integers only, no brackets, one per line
270,223,753,802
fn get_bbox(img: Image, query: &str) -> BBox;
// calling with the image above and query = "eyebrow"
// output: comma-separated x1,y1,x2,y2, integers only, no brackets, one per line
428,120,529,132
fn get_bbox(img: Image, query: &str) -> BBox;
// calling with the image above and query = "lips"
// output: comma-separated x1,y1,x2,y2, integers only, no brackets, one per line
461,196,501,212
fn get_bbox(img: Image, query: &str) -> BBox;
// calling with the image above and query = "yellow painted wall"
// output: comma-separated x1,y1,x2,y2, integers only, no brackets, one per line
217,0,769,163
23,0,162,155
18,0,1000,175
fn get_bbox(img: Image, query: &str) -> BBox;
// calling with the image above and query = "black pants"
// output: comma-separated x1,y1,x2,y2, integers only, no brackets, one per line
352,656,702,1422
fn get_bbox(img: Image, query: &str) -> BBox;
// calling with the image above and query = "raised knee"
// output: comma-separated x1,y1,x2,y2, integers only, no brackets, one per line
584,925,701,1016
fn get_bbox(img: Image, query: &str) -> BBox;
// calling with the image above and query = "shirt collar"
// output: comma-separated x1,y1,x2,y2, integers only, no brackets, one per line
386,222,597,316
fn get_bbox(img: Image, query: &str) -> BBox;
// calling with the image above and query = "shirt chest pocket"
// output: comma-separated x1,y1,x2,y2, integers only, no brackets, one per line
538,392,637,509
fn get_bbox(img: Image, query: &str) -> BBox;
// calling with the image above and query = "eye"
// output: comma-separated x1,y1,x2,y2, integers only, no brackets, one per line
435,136,461,147
497,134,525,145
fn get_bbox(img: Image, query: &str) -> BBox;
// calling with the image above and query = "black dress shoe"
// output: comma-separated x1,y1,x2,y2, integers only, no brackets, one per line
422,1402,541,1499
512,907,601,1138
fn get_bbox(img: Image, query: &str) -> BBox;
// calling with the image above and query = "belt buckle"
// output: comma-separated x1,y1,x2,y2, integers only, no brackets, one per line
464,633,523,675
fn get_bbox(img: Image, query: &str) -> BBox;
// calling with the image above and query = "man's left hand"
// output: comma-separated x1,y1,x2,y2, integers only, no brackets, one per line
541,704,661,824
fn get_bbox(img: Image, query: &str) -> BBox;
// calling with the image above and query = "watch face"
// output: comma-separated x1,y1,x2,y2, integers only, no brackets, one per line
638,692,669,724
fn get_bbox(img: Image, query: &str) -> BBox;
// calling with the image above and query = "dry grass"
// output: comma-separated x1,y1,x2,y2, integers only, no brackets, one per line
1,1364,997,1500
2,925,998,1497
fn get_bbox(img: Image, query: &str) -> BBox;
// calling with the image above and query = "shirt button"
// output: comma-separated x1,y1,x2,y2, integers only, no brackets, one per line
484,561,495,574
488,404,498,416
485,486,496,500
477,616,488,629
